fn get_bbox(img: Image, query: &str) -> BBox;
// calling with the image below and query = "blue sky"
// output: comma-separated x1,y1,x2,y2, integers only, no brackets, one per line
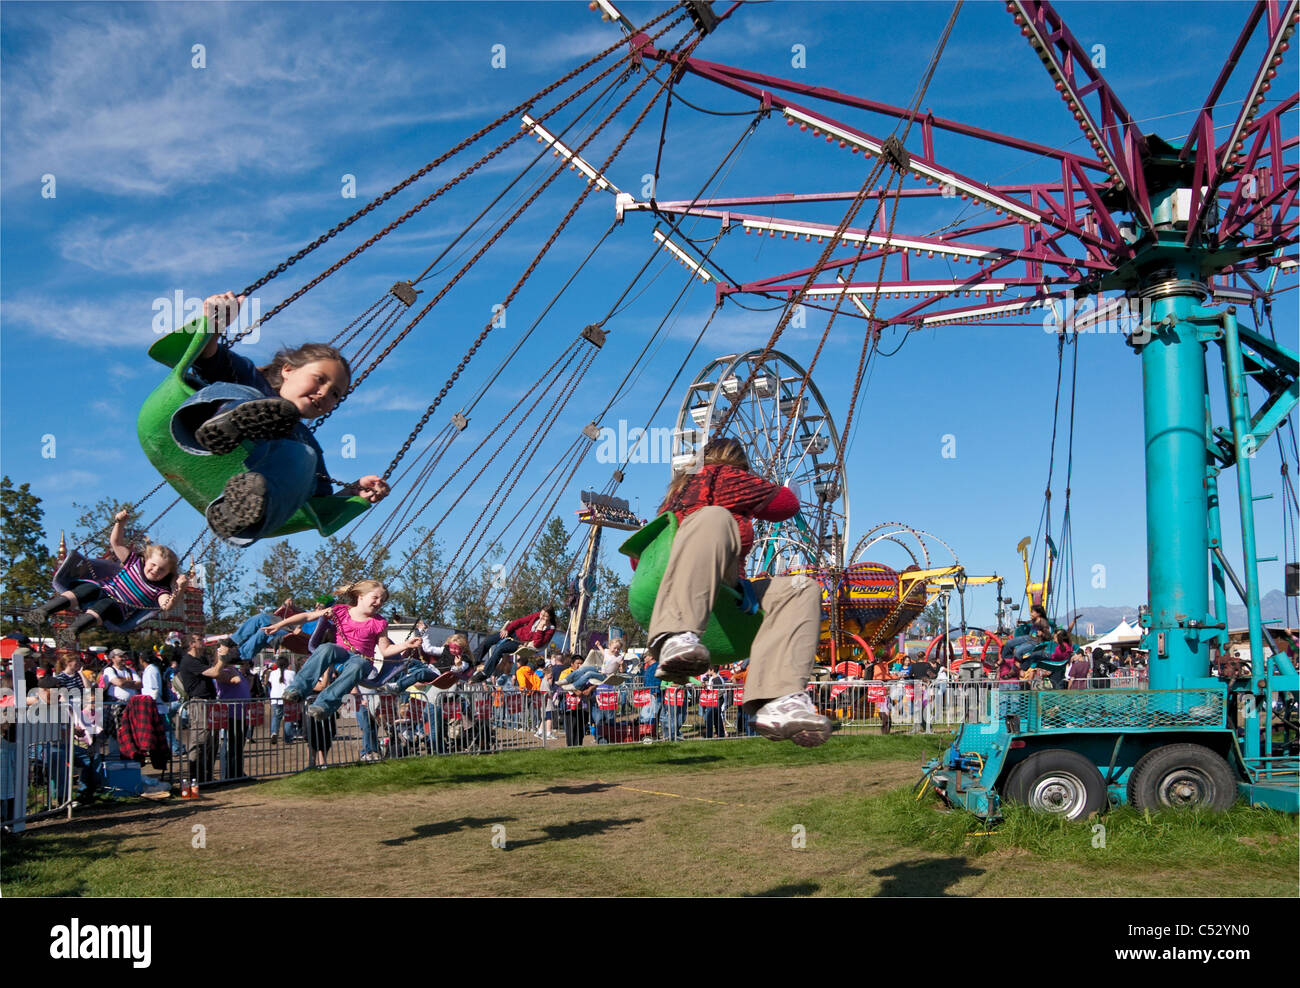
2,1,1296,629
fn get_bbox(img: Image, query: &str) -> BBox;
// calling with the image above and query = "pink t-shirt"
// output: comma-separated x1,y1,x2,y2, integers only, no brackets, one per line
331,603,387,658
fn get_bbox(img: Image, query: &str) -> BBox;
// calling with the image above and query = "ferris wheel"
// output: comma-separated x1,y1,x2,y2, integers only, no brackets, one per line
671,348,849,576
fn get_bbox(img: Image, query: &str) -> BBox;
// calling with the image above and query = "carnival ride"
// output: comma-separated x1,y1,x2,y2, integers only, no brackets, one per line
78,0,1298,815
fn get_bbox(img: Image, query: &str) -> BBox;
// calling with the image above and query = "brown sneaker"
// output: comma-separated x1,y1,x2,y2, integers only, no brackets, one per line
195,398,299,455
208,472,268,539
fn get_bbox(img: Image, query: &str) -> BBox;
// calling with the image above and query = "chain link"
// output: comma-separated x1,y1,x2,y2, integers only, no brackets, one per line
226,5,679,336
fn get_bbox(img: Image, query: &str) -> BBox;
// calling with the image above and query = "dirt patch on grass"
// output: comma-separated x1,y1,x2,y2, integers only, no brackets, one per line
13,756,1294,897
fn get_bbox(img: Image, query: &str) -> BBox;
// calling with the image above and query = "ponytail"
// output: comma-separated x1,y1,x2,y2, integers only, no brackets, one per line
335,579,388,605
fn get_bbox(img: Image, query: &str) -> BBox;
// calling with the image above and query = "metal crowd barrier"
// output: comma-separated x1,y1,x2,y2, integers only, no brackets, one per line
4,673,1156,827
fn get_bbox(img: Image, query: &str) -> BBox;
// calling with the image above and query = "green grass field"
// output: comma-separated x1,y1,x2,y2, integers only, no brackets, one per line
4,735,1296,897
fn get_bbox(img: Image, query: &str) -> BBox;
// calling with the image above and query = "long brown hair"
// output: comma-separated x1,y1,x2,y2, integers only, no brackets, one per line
259,343,352,391
658,437,750,513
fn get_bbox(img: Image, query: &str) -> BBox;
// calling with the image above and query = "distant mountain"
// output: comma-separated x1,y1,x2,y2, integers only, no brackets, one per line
1062,589,1293,636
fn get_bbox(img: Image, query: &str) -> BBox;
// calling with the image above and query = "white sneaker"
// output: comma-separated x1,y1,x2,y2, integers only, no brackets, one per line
654,631,710,683
753,691,832,748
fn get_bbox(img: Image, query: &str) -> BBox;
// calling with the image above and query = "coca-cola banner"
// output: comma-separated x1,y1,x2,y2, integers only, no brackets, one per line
665,686,685,706
866,682,887,703
699,689,719,708
596,690,618,711
631,689,652,707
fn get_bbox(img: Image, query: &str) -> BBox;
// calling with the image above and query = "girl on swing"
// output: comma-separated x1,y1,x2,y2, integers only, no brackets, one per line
638,438,832,748
27,510,188,644
172,292,392,544
267,580,422,721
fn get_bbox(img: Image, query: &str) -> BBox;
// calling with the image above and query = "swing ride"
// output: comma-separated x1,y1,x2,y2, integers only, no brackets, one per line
102,0,1299,817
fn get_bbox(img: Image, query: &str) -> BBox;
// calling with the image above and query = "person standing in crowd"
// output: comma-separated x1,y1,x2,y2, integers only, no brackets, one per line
267,653,299,744
100,648,141,738
54,653,86,707
1091,647,1114,689
140,650,179,758
177,635,231,784
1068,647,1093,689
214,658,250,779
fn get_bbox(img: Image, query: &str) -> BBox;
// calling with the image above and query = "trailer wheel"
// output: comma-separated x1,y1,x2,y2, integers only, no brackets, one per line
1127,744,1237,812
1002,749,1106,820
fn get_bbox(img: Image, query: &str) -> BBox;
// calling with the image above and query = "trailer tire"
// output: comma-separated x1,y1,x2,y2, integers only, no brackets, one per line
1001,749,1106,820
1127,744,1237,812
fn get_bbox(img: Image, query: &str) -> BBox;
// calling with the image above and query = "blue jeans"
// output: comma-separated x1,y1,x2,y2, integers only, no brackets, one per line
638,694,660,726
269,701,298,741
291,644,371,715
663,699,687,740
171,382,320,547
393,662,440,692
565,667,606,691
356,699,379,756
162,700,184,755
481,637,522,677
231,612,290,662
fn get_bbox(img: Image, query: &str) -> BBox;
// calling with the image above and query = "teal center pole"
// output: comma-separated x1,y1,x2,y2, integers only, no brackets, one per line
1138,265,1214,690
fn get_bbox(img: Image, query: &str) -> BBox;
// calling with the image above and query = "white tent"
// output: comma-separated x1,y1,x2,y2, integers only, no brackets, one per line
1087,618,1142,651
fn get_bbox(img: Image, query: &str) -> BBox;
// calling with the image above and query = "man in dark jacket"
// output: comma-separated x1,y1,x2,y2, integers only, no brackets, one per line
178,635,231,783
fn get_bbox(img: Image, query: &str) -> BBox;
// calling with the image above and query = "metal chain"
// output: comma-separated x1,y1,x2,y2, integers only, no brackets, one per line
441,347,599,597
384,341,586,565
72,481,168,553
364,22,701,483
227,5,679,325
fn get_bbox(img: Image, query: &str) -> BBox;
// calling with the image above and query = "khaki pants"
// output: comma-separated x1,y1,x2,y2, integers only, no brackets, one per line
647,506,820,715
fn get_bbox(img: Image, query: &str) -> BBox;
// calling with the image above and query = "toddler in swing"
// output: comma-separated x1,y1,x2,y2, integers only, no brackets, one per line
640,437,832,747
28,510,188,643
171,291,391,544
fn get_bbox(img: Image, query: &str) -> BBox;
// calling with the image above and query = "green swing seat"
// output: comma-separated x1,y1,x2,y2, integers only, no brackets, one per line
136,318,370,538
619,512,764,664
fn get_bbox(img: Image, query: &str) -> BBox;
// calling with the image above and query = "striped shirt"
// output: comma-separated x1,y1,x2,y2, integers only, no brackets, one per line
94,551,171,611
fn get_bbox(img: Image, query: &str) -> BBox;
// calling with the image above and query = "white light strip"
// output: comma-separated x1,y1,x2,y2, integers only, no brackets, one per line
521,114,621,194
590,0,624,23
921,296,1056,326
1210,286,1255,303
836,274,875,320
781,106,1042,222
653,229,713,282
740,216,997,260
806,282,1007,296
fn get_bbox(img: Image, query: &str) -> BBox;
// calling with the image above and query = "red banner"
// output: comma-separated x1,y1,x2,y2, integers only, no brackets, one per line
596,690,618,711
866,682,886,703
282,700,302,722
472,697,491,718
903,685,915,701
830,684,848,700
242,703,265,727
699,689,719,708
566,694,581,710
631,689,652,708
734,687,744,705
206,704,229,729
664,686,685,707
